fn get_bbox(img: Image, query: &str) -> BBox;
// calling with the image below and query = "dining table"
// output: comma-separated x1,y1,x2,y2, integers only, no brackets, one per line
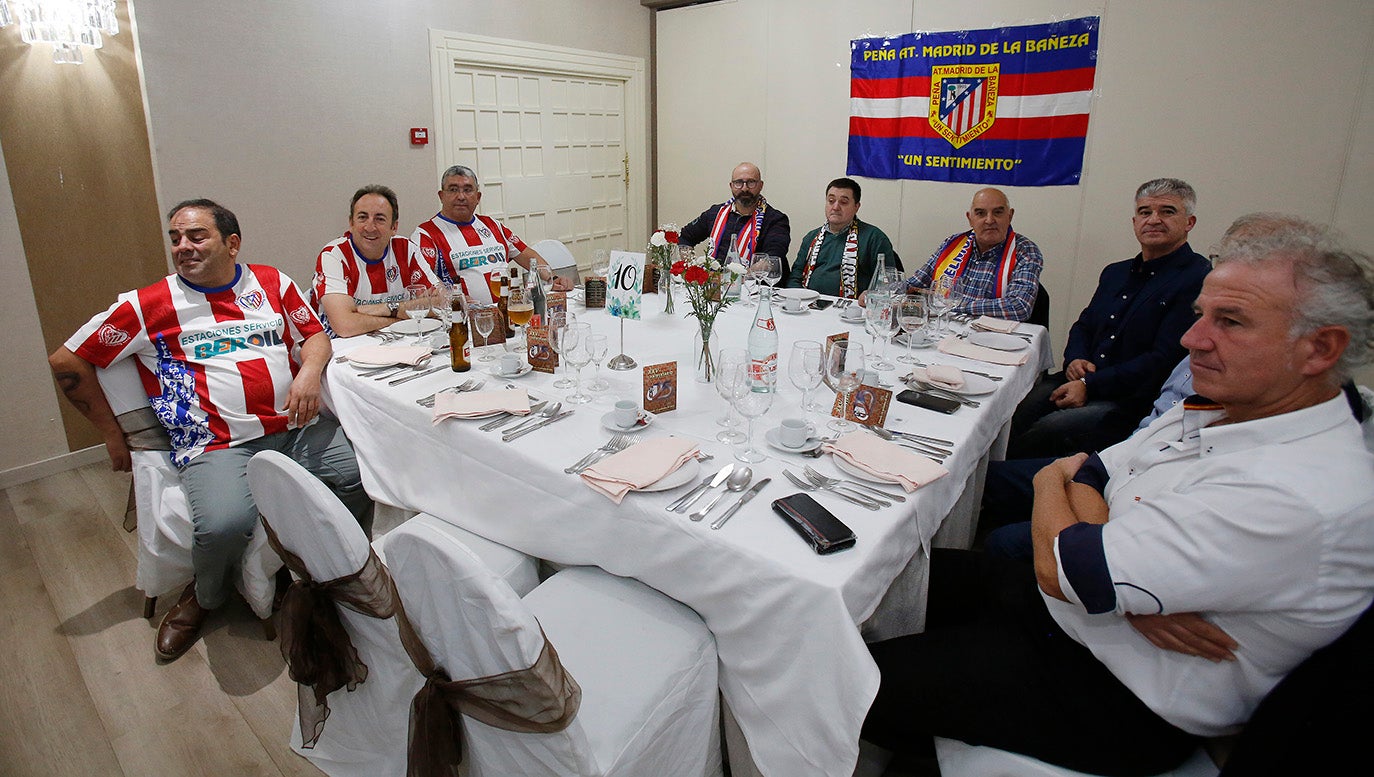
324,290,1053,777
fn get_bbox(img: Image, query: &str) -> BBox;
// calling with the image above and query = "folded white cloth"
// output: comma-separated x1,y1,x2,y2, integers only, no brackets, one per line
972,316,1020,333
347,344,432,366
432,388,530,423
821,431,948,493
912,364,966,390
581,436,699,504
938,336,1030,366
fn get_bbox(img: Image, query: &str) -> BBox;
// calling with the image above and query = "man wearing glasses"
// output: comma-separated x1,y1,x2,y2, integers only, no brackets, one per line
679,161,792,276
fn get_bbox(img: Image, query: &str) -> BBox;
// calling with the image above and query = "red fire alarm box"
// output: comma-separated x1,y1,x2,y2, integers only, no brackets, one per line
410,128,429,145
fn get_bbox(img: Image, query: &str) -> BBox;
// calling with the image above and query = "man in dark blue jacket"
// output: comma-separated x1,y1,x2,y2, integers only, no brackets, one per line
1008,178,1210,459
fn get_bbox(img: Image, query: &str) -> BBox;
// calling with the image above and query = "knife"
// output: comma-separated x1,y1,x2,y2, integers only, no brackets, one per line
711,477,771,530
502,410,574,442
668,463,733,513
478,400,547,431
389,365,445,386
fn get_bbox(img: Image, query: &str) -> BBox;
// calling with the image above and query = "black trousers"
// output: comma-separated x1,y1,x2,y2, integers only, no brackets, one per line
863,550,1199,776
1008,372,1142,459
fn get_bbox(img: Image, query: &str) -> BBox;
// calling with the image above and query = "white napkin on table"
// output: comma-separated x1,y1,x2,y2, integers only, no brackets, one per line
432,388,529,423
821,431,948,493
971,316,1020,333
581,436,699,504
938,336,1030,366
346,344,432,366
911,365,966,391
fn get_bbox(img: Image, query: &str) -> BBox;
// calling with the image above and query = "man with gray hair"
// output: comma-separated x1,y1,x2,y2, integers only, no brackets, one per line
412,165,573,305
864,216,1374,775
1008,178,1211,458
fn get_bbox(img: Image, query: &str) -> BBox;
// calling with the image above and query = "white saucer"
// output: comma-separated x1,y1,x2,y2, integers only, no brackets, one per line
833,456,901,484
778,306,810,315
776,288,821,302
968,331,1028,351
487,363,533,378
384,318,442,336
633,458,700,492
840,309,865,323
894,332,937,348
600,411,654,433
764,427,823,454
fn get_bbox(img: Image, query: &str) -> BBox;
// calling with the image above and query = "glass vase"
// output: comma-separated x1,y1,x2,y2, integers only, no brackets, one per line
692,320,719,383
662,267,676,314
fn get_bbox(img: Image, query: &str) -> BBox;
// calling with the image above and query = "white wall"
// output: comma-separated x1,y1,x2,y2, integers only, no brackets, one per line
657,0,1374,371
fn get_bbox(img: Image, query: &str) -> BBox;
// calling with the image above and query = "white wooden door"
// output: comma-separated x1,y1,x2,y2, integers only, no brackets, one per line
431,31,647,270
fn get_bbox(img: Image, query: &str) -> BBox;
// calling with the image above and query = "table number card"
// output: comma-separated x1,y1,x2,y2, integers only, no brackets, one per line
643,361,677,413
830,383,892,427
545,291,568,322
526,326,558,374
606,250,644,320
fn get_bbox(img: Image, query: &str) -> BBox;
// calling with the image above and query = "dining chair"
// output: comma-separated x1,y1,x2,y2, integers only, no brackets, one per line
95,358,278,630
384,516,724,777
532,238,581,285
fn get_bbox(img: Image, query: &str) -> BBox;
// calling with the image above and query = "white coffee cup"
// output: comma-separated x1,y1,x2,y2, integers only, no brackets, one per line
613,399,639,428
782,296,804,313
500,353,522,375
778,417,811,448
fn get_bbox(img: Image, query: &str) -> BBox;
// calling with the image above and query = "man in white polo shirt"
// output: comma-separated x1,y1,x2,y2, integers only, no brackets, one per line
863,217,1374,775
412,164,572,304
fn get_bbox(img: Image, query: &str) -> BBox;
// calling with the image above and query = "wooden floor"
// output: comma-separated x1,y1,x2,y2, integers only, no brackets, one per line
0,461,320,777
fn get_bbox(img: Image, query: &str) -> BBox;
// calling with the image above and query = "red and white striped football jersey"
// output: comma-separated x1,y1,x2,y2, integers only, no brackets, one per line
411,212,528,304
66,264,325,466
309,233,436,334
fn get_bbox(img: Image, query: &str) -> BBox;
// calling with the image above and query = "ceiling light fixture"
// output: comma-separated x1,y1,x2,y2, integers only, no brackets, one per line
0,0,119,64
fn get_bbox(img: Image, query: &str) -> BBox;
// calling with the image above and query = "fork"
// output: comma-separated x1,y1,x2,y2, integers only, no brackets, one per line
901,376,981,408
564,434,631,474
416,377,482,407
910,359,1002,382
782,469,881,510
803,465,906,502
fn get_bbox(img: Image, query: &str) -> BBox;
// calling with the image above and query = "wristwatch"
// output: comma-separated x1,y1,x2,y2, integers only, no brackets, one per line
386,301,399,318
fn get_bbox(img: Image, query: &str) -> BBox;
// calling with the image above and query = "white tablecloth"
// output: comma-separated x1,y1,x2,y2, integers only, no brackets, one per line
326,297,1048,777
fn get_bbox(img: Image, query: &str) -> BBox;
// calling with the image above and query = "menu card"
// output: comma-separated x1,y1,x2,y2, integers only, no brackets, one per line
643,361,677,413
526,326,558,374
830,383,893,427
546,291,568,322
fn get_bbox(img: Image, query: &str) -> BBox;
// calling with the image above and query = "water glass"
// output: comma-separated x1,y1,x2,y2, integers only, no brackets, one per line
788,340,824,419
825,340,865,433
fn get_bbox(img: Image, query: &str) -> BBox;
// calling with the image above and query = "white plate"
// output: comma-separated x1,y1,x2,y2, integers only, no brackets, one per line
384,318,442,336
764,427,823,454
487,363,533,378
968,331,1028,351
839,308,866,323
832,456,902,484
776,288,820,302
600,411,654,433
893,332,937,349
633,458,700,492
910,371,997,397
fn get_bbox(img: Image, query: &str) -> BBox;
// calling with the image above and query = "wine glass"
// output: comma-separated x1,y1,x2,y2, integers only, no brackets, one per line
863,290,892,367
753,253,782,298
715,347,749,444
472,306,496,361
402,284,432,345
867,295,898,370
789,340,824,420
430,282,455,335
897,295,928,364
733,371,774,464
548,313,579,389
507,283,533,353
825,340,865,433
591,249,610,280
562,323,594,404
586,333,609,392
926,285,953,340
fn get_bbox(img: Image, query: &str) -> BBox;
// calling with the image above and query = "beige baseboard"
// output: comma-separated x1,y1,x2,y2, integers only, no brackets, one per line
0,444,109,490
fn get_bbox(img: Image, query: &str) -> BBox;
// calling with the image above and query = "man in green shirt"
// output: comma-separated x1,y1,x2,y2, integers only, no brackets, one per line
787,177,900,298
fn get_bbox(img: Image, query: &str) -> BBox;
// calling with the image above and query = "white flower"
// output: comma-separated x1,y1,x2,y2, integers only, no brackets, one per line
725,262,747,276
649,231,669,247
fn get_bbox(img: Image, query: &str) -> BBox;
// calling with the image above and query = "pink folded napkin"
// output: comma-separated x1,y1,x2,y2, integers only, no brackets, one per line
911,364,966,390
432,388,530,423
972,316,1019,333
821,431,948,493
938,336,1030,366
581,436,700,504
347,344,432,366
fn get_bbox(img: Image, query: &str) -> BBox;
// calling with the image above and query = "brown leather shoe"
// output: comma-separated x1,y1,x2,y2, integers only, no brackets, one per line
156,582,207,662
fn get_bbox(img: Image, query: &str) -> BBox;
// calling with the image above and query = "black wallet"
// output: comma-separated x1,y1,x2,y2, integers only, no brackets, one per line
772,493,857,554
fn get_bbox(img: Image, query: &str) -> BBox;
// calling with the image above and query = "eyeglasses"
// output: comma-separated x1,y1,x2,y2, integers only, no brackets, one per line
730,179,762,189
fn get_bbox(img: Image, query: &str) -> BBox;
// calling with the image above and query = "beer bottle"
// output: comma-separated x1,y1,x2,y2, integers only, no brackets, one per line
499,273,514,337
449,297,471,372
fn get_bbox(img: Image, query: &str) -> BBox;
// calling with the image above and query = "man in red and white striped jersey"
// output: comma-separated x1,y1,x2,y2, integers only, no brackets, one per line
310,185,438,337
412,164,573,304
49,199,372,662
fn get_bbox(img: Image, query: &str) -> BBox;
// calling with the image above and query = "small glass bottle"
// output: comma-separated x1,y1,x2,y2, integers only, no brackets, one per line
449,297,471,372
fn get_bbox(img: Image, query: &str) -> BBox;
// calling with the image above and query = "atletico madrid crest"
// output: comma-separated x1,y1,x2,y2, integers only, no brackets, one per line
929,63,999,149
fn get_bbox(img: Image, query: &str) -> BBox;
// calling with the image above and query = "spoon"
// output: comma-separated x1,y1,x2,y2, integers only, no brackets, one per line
690,467,752,522
503,402,561,435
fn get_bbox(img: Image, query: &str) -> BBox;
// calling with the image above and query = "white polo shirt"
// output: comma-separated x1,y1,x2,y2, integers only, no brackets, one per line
1045,394,1374,736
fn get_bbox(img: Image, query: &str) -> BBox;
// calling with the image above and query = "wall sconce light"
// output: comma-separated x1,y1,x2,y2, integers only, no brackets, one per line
0,0,119,64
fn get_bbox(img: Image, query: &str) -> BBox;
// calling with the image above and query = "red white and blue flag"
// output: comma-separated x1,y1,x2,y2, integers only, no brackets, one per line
848,17,1099,186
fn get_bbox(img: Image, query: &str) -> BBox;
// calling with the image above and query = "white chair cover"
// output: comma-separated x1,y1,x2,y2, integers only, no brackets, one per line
532,238,580,284
935,737,1218,777
385,517,723,777
96,358,277,618
247,449,418,777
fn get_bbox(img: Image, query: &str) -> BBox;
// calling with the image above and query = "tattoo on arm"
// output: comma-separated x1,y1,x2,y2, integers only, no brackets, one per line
53,371,92,414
